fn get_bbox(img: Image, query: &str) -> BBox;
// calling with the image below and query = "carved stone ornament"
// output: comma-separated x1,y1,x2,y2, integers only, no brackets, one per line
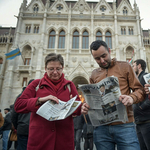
83,57,88,63
72,57,77,62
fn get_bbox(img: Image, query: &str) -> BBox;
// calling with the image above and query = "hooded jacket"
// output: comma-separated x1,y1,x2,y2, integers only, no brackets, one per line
15,77,81,150
90,58,145,125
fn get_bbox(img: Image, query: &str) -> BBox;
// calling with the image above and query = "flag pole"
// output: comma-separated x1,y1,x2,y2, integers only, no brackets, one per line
17,45,24,64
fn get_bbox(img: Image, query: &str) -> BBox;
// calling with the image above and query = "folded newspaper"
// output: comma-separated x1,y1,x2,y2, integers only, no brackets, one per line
36,95,81,121
143,73,150,91
79,76,128,126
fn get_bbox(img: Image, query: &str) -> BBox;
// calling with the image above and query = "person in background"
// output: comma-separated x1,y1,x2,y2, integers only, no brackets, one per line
0,109,4,128
81,40,145,150
0,109,4,139
0,108,12,150
15,53,81,150
73,115,84,150
132,59,150,150
11,79,34,150
82,114,94,150
7,105,17,150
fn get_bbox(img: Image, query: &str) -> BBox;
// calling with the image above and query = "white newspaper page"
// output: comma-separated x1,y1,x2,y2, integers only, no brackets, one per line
79,76,128,126
36,95,77,121
143,73,150,91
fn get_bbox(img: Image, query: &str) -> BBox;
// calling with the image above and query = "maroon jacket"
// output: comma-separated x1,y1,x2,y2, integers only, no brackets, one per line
15,78,81,150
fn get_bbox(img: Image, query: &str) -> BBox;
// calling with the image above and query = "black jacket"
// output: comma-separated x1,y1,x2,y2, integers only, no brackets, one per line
73,115,84,130
133,71,150,124
11,87,31,135
0,112,12,131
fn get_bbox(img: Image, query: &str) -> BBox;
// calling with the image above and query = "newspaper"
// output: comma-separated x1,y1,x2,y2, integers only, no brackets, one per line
36,95,81,121
143,73,150,91
79,76,128,126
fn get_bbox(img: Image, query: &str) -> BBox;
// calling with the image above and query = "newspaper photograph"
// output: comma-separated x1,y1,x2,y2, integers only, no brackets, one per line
36,95,81,121
79,76,128,126
143,73,150,91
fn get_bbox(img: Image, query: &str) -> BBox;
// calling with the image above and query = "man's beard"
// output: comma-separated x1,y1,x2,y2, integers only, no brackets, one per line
100,61,111,69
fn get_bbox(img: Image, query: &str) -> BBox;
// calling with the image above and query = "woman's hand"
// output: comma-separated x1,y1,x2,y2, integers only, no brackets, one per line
81,102,90,115
36,95,59,105
144,84,150,94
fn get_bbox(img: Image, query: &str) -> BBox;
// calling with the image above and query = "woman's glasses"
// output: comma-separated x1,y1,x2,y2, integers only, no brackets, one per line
46,68,63,73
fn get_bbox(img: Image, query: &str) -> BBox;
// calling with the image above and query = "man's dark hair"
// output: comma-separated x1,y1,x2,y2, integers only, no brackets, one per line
134,59,146,71
45,53,64,68
90,40,109,53
4,108,10,112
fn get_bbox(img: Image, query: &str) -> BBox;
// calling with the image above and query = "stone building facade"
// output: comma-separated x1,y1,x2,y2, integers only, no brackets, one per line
0,0,147,110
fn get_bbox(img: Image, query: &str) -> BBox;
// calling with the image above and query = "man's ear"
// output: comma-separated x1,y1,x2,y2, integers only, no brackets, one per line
108,48,111,54
138,64,141,69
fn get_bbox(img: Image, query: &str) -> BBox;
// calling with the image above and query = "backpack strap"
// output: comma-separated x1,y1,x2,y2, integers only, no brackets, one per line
35,79,41,91
67,84,71,94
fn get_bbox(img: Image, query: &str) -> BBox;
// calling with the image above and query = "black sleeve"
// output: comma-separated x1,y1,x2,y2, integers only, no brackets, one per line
11,104,18,129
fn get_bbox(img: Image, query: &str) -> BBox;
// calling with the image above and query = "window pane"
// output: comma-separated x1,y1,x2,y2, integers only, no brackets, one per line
58,31,65,48
49,30,56,48
96,31,102,36
73,31,79,49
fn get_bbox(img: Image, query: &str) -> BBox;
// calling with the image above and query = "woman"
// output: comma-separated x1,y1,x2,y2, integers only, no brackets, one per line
15,53,81,150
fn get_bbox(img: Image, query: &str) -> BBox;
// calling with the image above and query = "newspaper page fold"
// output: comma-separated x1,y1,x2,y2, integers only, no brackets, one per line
79,76,128,126
36,95,81,121
143,73,150,91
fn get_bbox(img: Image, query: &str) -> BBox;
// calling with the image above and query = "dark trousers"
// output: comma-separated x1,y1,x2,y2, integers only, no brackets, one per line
74,129,82,150
7,140,17,150
136,122,150,150
17,134,28,150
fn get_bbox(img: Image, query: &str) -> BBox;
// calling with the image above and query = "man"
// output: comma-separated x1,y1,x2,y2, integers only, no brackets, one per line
11,79,34,150
73,115,84,150
0,108,12,150
132,59,150,150
81,40,145,150
99,84,111,96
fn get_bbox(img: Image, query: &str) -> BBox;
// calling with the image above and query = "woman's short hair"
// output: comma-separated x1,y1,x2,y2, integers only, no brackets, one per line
45,53,64,68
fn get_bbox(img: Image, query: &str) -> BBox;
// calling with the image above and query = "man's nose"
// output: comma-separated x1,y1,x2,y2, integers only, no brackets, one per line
100,57,105,63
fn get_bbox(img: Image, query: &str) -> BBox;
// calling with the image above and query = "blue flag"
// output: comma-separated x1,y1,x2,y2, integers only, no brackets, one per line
5,48,21,60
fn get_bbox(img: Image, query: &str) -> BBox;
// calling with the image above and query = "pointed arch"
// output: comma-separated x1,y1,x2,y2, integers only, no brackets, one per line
82,30,89,49
96,30,102,41
105,30,112,49
72,30,79,49
58,30,65,49
48,30,56,48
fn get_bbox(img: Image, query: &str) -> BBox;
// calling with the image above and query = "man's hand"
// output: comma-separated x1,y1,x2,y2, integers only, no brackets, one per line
81,103,90,115
119,95,134,106
144,84,150,94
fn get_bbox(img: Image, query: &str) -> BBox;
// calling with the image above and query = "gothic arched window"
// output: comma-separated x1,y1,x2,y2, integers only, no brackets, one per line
123,7,128,15
82,30,89,49
72,30,79,49
96,31,102,40
105,31,112,49
33,4,39,13
58,30,65,48
48,30,56,48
